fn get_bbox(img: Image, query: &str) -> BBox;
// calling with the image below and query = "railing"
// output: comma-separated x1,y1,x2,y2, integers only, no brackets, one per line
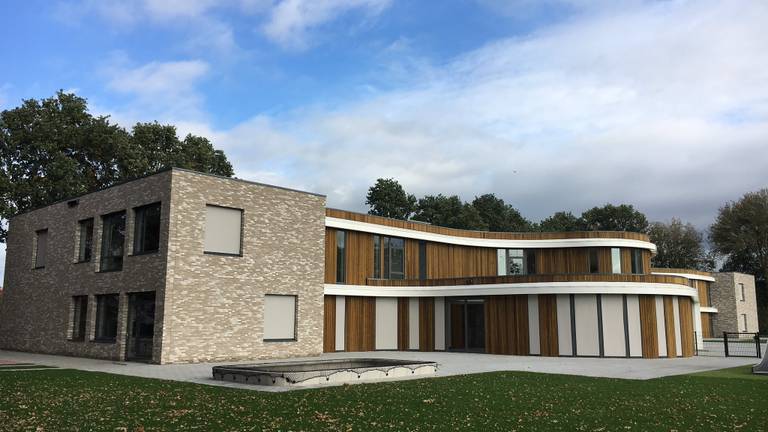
723,332,763,358
368,273,691,287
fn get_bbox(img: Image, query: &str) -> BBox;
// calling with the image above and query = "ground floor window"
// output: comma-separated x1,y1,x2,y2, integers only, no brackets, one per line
95,294,119,342
71,296,88,341
263,294,297,341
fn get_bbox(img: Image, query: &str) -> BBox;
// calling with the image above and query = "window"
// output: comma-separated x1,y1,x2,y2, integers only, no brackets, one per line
739,283,745,301
203,205,243,255
526,250,536,275
419,240,427,280
373,235,381,278
263,295,296,341
95,294,119,342
34,229,48,268
375,236,405,279
78,219,94,262
507,249,525,275
588,248,599,274
497,249,535,275
741,314,748,332
630,249,643,274
133,202,161,254
336,230,346,283
611,248,621,274
100,211,126,271
71,296,88,341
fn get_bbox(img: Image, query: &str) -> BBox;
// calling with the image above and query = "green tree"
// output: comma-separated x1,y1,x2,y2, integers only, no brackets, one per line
0,91,234,241
710,189,768,332
365,178,416,219
471,194,532,232
580,204,649,232
538,211,584,232
412,194,487,230
648,218,714,271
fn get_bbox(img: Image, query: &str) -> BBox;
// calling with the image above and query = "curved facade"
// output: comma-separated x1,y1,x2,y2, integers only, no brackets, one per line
324,209,701,358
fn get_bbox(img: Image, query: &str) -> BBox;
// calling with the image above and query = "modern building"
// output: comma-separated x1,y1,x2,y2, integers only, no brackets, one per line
0,168,722,364
711,272,759,335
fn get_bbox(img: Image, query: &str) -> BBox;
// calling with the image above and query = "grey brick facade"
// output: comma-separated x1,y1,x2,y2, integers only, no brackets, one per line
711,272,759,335
0,169,326,364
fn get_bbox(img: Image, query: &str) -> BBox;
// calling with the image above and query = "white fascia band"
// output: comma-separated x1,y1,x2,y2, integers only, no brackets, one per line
651,271,715,282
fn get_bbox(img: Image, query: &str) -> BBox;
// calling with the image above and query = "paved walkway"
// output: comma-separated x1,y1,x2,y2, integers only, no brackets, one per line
0,350,758,392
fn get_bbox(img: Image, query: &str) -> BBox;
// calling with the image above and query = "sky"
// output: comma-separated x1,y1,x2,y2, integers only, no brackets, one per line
1,0,768,282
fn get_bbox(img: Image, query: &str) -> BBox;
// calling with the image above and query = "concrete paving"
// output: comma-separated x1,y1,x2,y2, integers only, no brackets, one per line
0,349,758,392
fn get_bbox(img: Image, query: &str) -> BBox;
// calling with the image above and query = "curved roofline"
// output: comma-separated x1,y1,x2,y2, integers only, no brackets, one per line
651,268,715,282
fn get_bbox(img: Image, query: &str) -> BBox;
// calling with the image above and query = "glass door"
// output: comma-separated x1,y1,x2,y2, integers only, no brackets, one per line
447,298,485,352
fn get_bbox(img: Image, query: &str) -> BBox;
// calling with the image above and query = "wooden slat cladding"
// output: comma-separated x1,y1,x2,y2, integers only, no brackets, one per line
405,239,420,279
345,231,374,285
345,296,375,352
326,208,651,241
694,280,710,307
370,273,691,287
397,298,409,350
485,296,529,355
419,298,435,351
651,267,713,278
425,243,496,279
678,297,695,357
538,295,558,356
701,312,712,338
639,295,659,359
324,229,337,284
323,295,336,353
663,297,677,358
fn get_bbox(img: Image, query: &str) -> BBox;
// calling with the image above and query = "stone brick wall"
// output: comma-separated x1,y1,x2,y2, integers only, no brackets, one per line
0,171,172,362
711,272,759,335
160,169,326,363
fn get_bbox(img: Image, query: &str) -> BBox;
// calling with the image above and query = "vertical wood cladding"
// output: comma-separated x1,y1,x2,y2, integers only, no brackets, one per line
538,294,559,356
419,298,435,351
485,296,530,355
678,297,695,357
324,229,336,284
695,280,710,307
425,243,496,279
323,295,336,352
345,296,375,351
701,312,712,338
663,297,677,358
397,298,410,350
405,239,420,279
639,295,659,358
345,231,373,285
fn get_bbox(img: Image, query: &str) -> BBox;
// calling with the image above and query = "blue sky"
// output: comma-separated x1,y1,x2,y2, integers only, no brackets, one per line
2,0,768,282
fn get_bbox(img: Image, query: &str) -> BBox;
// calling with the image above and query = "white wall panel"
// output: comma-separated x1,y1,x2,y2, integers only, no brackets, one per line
204,205,242,254
528,295,540,355
655,296,667,357
335,296,345,351
375,298,398,350
601,295,626,357
575,295,600,356
673,297,682,357
557,295,573,356
409,298,419,350
626,295,642,357
434,297,446,350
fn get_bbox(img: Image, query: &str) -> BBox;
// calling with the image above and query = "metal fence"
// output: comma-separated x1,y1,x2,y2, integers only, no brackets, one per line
695,332,765,358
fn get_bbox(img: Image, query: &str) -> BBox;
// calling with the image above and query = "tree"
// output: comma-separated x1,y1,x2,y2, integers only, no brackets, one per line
710,189,768,332
648,218,714,271
412,194,487,230
365,178,416,219
580,204,649,232
538,211,585,232
471,194,532,232
0,91,234,241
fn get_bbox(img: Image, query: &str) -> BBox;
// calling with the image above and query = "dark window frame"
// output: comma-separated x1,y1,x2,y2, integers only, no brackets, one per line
77,218,94,263
100,211,126,272
336,230,346,283
588,248,599,274
34,229,48,269
94,294,119,343
202,204,245,257
630,249,643,274
70,295,88,341
133,202,162,255
263,294,299,342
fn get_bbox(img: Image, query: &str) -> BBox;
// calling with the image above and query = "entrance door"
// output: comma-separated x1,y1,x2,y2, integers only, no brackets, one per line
447,298,485,352
127,292,156,361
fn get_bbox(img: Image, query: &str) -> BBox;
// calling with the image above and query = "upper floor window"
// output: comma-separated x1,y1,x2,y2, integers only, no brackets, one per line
611,248,621,274
630,249,643,274
34,229,48,269
336,230,346,283
374,235,405,279
203,205,243,256
588,248,599,274
134,202,161,254
739,283,745,301
78,219,94,262
100,211,126,272
497,249,536,275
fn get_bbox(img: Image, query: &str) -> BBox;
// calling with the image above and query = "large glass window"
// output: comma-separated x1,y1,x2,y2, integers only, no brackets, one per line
588,248,599,274
100,211,126,272
419,240,427,280
203,205,243,255
95,294,119,342
375,236,405,279
134,202,161,254
71,296,88,341
611,248,621,274
336,230,346,283
373,235,381,278
507,249,524,275
630,249,643,274
263,294,297,341
497,249,535,275
34,229,48,268
78,219,94,262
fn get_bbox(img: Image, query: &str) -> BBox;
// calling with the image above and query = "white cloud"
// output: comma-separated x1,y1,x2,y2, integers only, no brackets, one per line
261,0,392,49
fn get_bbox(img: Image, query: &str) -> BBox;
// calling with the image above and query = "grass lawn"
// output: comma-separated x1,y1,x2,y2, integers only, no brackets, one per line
1,366,766,431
